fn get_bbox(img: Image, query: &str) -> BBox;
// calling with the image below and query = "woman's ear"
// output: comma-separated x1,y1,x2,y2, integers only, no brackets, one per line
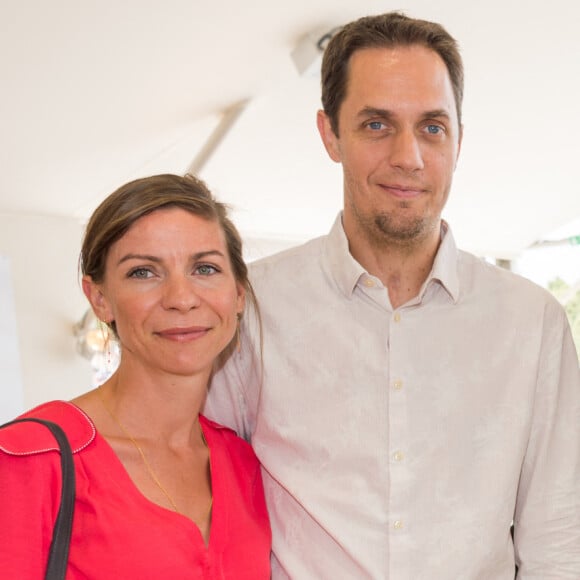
82,276,113,323
236,283,246,316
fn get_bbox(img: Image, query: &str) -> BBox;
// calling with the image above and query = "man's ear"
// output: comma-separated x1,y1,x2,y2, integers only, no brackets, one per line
316,110,342,163
82,276,113,323
455,124,464,169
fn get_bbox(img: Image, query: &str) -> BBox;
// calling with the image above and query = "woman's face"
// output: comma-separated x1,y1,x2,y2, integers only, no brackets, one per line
83,207,245,379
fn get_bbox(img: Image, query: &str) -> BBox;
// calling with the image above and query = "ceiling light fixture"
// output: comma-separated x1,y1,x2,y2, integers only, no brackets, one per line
291,25,341,77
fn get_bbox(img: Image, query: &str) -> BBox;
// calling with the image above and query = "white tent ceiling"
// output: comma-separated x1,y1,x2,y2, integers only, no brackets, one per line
2,0,580,260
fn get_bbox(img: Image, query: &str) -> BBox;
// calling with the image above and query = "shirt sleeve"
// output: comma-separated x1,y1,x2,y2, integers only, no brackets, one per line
514,300,580,578
0,450,60,578
205,317,261,441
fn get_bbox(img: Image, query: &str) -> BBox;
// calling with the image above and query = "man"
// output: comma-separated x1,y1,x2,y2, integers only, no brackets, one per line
205,12,580,578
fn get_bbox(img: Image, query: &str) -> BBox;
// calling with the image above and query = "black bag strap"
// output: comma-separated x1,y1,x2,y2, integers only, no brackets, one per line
1,417,76,580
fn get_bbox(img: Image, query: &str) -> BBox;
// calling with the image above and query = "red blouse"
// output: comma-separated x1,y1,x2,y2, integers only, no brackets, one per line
0,401,271,579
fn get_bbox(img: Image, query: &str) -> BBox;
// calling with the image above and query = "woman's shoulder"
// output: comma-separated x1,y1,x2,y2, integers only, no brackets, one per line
200,414,258,466
200,414,248,445
0,400,96,456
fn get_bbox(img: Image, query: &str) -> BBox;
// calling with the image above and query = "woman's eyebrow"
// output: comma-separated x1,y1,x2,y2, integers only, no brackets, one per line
116,250,225,266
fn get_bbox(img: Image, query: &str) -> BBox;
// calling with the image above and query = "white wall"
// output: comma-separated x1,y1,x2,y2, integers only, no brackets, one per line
0,213,92,412
0,255,24,422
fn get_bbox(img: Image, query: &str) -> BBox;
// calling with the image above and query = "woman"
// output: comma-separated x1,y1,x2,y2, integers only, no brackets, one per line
0,174,271,578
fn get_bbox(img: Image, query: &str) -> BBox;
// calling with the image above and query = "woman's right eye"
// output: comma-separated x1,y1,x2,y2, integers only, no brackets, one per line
128,268,152,279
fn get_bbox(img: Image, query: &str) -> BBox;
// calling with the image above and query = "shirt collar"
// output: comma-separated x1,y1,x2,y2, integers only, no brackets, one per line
422,220,460,304
323,213,367,298
323,212,460,303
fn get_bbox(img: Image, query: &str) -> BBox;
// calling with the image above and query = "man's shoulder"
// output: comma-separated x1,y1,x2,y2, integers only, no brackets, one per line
248,234,327,282
457,249,562,310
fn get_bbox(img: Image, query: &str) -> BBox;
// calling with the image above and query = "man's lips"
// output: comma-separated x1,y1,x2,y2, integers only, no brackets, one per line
379,183,425,198
156,327,210,342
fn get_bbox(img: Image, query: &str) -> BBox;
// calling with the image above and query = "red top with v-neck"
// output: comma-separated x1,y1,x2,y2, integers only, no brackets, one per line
0,401,271,578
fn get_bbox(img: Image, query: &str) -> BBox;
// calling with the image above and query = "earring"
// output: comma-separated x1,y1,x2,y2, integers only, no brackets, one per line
97,318,115,370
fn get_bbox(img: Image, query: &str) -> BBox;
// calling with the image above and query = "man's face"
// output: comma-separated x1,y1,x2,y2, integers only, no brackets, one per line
317,45,462,248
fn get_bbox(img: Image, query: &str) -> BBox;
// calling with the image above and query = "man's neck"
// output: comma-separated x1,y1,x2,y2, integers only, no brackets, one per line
347,224,442,309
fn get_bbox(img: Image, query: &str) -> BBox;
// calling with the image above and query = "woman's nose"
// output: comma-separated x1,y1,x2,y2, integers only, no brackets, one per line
161,275,202,311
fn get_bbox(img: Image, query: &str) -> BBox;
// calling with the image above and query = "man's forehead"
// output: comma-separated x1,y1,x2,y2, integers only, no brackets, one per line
343,45,458,120
346,45,450,81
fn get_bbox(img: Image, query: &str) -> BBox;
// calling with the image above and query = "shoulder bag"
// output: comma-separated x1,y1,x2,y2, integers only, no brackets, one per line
0,417,76,580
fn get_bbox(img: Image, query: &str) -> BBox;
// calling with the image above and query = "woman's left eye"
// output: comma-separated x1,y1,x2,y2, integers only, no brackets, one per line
196,264,219,276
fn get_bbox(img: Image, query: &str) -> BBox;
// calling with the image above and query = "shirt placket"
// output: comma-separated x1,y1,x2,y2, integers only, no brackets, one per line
358,274,412,575
388,306,412,577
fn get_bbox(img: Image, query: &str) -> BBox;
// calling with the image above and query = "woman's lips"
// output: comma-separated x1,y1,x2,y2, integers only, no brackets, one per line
156,327,209,342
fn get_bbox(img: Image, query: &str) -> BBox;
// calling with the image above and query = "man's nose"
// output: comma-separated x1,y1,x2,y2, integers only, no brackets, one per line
389,129,424,172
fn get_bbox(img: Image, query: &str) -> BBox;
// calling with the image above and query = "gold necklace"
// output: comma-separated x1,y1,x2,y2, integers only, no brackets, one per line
97,387,211,517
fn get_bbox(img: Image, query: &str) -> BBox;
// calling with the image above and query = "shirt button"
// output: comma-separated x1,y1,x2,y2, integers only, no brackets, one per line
393,451,404,462
394,520,404,530
363,278,375,288
393,379,403,390
393,312,401,323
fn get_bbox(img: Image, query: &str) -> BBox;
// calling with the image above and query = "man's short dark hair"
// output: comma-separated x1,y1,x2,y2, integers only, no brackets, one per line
321,12,464,135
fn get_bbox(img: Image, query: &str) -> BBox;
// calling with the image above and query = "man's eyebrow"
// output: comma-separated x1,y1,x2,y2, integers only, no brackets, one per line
422,109,451,120
116,250,225,266
356,107,452,121
357,107,395,120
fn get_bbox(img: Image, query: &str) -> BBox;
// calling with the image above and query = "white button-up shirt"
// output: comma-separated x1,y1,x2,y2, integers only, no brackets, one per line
205,214,580,579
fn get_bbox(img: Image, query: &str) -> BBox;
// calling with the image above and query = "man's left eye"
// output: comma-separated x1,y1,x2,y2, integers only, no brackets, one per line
426,125,442,134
